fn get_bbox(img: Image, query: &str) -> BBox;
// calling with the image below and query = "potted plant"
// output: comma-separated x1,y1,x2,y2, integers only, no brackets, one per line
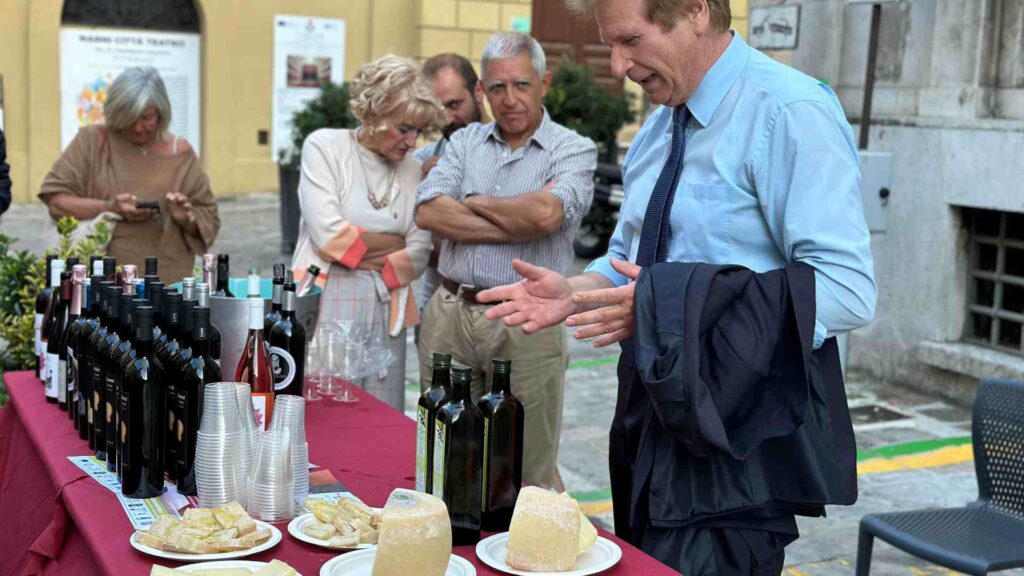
544,59,636,257
277,81,359,254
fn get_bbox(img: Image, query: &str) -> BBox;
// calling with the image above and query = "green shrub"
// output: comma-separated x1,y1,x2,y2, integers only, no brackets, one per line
279,81,359,169
545,59,636,159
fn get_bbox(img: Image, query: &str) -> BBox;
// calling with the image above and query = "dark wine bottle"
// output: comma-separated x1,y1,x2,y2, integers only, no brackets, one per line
145,256,158,277
35,254,57,382
66,265,88,428
82,274,104,447
181,276,197,304
416,353,451,494
157,291,183,481
268,279,305,397
196,282,221,366
108,289,136,475
55,271,75,412
236,298,273,429
46,270,71,406
89,281,115,457
95,285,123,466
41,259,66,396
478,359,524,532
121,306,166,499
264,264,285,339
214,254,234,297
432,366,483,546
102,256,116,281
175,306,221,495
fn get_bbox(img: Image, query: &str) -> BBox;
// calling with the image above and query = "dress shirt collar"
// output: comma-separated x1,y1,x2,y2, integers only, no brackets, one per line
685,31,750,128
486,108,555,150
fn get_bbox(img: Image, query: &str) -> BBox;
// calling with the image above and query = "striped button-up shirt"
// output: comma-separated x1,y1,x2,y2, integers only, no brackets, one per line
416,110,597,288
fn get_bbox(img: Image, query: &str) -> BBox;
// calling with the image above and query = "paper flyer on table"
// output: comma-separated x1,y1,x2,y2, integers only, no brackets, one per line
68,456,188,529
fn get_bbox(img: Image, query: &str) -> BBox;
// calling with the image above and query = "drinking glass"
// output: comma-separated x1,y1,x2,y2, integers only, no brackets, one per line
330,332,360,404
315,324,339,395
303,333,322,402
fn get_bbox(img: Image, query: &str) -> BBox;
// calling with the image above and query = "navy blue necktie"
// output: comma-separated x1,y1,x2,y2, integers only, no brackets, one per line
621,106,690,366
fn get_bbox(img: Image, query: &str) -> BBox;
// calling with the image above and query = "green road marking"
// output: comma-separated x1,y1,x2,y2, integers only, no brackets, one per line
856,436,971,462
568,355,620,371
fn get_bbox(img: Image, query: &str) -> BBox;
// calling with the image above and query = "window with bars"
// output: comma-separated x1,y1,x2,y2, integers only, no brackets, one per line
965,208,1024,355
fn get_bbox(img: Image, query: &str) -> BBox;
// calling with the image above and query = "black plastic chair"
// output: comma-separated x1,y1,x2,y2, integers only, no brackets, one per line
856,378,1024,575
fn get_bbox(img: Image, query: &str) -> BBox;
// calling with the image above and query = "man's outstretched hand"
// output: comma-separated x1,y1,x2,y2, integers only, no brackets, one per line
566,259,642,347
477,259,576,334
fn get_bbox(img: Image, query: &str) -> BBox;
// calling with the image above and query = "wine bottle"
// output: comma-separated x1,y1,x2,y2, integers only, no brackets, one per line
268,279,305,397
235,298,274,429
265,264,285,339
296,264,321,297
121,306,166,499
82,274,104,447
175,306,221,495
35,254,57,382
145,256,158,278
202,252,216,289
46,270,71,406
416,353,451,494
149,282,165,341
214,254,234,297
89,282,115,457
66,265,88,427
196,282,221,366
95,285,123,466
478,359,524,531
181,276,197,303
247,269,260,298
158,291,183,481
102,256,116,281
432,366,483,546
41,259,66,392
54,271,75,411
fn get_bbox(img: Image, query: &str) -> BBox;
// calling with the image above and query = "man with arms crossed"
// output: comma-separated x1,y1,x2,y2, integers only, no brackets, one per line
478,0,876,573
416,32,597,491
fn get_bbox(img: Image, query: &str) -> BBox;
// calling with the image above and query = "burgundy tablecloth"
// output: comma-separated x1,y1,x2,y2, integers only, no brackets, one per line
0,371,675,576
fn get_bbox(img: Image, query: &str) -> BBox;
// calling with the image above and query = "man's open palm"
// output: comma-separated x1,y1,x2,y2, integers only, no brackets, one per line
477,259,576,334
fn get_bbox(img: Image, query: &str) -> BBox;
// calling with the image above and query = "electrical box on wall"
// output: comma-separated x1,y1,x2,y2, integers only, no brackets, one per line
859,150,892,234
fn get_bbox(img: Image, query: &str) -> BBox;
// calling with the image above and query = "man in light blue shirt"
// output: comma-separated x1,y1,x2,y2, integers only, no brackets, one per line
479,0,876,573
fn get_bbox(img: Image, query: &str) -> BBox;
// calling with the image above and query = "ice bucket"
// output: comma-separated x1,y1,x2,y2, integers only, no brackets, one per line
204,278,320,374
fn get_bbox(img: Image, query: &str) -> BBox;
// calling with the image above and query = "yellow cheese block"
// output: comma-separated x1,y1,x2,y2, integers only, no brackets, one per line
371,489,452,576
506,487,581,572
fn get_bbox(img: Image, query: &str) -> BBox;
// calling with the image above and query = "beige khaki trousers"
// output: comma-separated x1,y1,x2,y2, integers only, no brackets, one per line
418,285,569,489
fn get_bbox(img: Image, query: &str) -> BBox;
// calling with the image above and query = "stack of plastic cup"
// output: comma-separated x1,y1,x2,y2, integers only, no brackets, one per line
246,429,295,521
235,383,259,477
195,382,247,508
269,395,309,507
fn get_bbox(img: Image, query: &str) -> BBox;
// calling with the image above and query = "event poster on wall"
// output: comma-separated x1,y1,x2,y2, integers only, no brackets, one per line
273,15,346,161
59,27,202,154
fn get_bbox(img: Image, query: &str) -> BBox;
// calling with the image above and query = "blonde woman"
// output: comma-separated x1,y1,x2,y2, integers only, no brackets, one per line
291,55,443,410
39,66,219,285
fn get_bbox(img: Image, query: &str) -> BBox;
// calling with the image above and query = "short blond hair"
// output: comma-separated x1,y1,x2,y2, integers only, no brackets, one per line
566,0,731,32
349,55,444,131
104,67,172,137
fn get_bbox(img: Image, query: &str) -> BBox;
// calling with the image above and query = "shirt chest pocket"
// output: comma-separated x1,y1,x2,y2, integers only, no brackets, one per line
668,182,742,262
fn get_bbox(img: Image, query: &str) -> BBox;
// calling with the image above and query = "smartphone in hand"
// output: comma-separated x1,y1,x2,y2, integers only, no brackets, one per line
135,200,161,211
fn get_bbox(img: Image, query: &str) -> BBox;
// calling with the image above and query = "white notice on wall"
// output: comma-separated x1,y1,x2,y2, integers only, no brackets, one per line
272,15,347,162
59,27,202,155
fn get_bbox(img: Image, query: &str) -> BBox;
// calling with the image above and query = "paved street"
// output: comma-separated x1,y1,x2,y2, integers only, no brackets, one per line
3,193,1019,575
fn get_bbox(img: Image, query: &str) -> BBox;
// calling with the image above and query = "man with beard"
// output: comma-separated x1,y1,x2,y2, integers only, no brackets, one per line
413,54,490,317
416,33,597,491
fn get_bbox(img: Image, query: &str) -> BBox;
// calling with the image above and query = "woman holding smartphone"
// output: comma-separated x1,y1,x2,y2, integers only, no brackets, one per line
38,67,220,285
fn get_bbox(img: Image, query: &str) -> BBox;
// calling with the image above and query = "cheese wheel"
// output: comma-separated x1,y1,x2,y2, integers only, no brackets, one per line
371,489,452,576
506,487,581,572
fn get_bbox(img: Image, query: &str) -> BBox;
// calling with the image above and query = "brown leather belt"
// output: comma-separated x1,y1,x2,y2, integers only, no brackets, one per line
442,277,492,305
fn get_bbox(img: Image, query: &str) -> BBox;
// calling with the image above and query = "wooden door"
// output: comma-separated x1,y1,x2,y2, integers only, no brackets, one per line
531,0,622,93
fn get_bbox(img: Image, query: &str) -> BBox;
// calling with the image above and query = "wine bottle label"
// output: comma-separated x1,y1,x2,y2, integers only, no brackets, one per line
68,348,78,404
251,393,270,430
34,314,43,379
416,405,429,493
432,421,447,500
269,346,296,391
58,359,68,404
106,374,116,425
45,353,59,398
119,389,130,470
482,416,490,510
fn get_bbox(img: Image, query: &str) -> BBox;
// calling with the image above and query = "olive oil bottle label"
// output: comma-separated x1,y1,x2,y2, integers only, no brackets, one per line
432,421,447,500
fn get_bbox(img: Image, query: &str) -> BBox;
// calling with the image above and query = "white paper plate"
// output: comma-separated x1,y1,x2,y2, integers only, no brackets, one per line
287,513,376,550
130,520,282,561
319,548,476,576
475,533,622,576
176,560,267,573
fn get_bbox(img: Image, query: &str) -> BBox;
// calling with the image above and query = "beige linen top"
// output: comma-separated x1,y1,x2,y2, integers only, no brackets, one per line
38,126,220,285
